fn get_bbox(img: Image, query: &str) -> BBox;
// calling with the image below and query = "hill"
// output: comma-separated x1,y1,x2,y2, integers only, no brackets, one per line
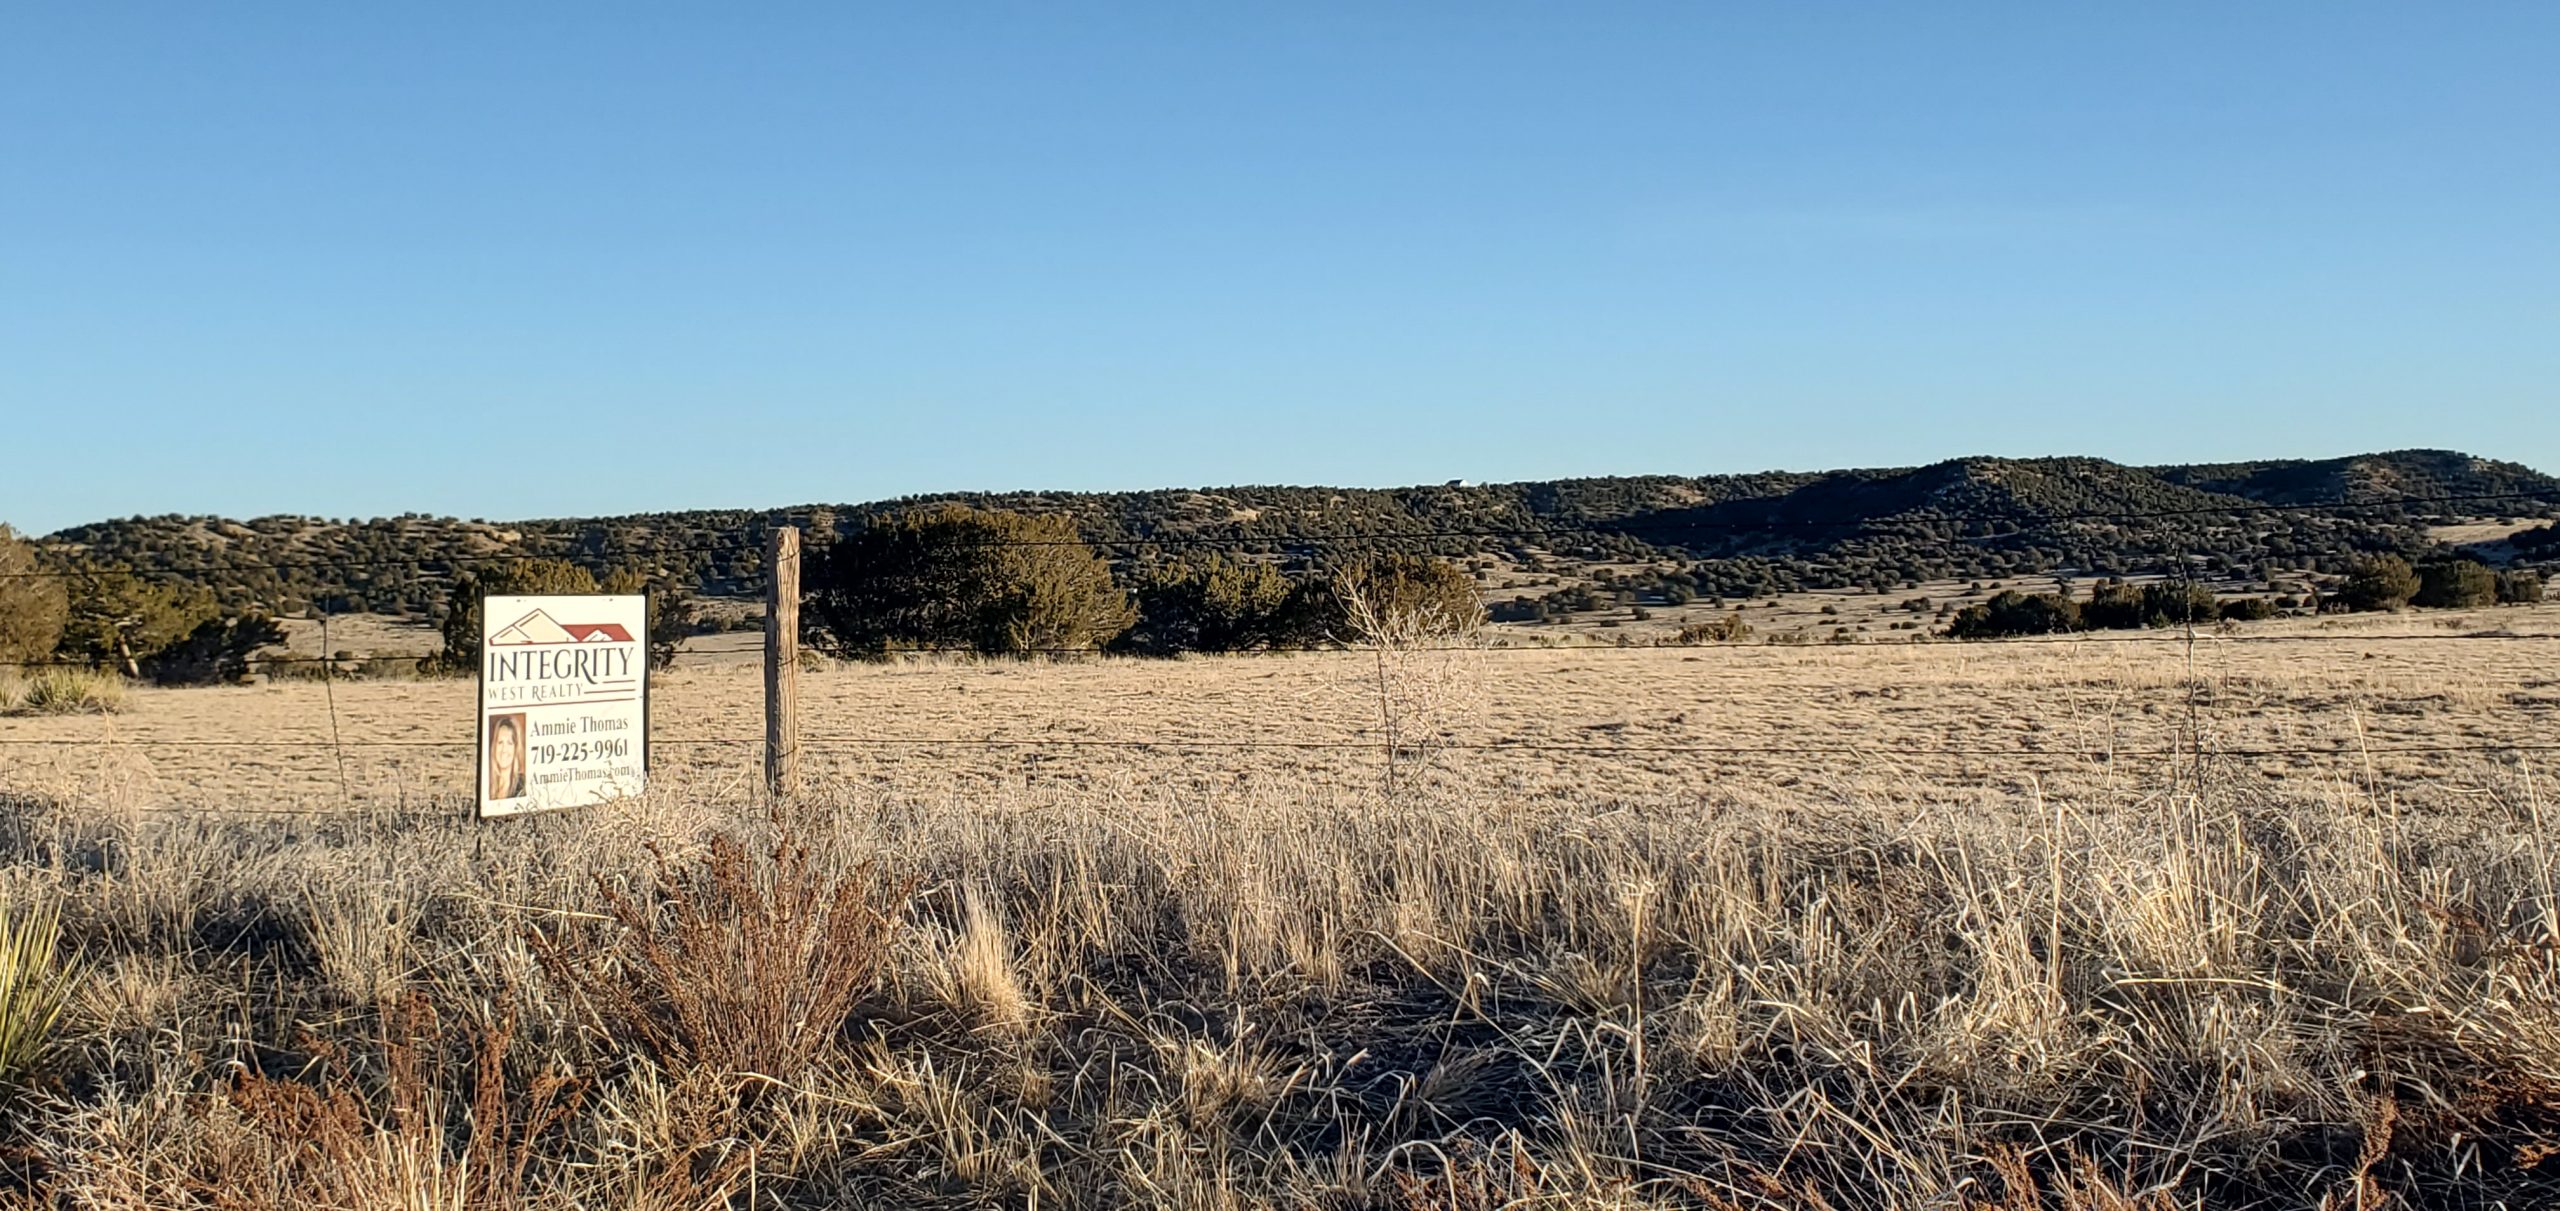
32,449,2560,616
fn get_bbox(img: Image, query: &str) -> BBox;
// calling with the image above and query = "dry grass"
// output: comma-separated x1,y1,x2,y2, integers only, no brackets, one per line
4,603,2554,810
0,618,2557,1206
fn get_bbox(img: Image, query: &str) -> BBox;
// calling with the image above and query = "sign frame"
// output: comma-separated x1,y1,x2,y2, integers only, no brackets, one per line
474,592,651,819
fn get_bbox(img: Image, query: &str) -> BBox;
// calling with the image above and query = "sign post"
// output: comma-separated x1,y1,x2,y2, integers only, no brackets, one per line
476,593,649,818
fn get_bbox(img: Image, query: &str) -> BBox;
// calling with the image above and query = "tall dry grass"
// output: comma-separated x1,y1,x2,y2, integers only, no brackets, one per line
0,757,2551,1208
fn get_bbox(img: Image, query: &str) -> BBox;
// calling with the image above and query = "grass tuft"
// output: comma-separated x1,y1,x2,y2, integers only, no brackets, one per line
7,667,125,716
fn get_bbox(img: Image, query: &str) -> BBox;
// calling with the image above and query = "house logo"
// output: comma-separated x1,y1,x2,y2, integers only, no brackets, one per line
490,608,635,647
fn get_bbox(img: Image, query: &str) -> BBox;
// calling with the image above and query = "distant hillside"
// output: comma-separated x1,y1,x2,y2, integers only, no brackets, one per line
2150,450,2560,507
34,449,2560,616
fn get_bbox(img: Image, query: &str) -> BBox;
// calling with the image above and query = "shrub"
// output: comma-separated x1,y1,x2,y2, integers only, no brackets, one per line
421,558,599,675
1945,590,2080,639
2497,570,2545,605
0,526,66,665
2334,555,2420,613
2218,597,2279,622
805,505,1133,657
2413,560,2498,609
1119,555,1298,655
1670,612,1753,644
10,667,125,715
2083,578,2218,630
534,829,904,1087
1317,553,1483,646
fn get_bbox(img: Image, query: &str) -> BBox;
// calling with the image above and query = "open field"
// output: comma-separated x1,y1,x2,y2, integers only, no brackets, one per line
1,608,2557,1207
6,602,2557,812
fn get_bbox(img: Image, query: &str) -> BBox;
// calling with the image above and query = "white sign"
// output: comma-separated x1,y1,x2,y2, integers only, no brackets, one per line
476,594,648,818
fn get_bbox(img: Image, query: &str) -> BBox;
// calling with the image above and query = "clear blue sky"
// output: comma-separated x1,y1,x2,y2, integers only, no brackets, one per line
4,4,2553,535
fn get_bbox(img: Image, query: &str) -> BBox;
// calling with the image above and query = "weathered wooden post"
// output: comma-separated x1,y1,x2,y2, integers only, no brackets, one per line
765,526,801,799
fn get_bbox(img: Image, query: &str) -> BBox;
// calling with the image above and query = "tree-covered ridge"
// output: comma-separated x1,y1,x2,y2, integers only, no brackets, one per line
31,449,2560,617
2149,449,2560,508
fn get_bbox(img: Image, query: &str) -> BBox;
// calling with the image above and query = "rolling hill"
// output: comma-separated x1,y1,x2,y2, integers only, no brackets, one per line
32,449,2560,616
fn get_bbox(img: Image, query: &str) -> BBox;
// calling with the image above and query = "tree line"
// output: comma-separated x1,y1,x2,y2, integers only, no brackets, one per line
797,505,1482,658
1943,555,2543,640
0,523,703,686
10,507,2548,675
0,508,1487,684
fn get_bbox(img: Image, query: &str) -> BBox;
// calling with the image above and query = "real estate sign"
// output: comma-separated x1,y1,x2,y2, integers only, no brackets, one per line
476,594,648,818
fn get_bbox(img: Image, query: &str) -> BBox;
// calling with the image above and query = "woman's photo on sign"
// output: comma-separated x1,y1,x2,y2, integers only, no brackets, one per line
486,712,527,800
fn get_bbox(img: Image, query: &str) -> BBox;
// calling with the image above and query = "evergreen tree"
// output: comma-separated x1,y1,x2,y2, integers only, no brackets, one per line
1945,591,2081,639
0,526,67,665
1120,555,1298,654
2413,559,2497,609
421,559,600,675
54,560,220,677
144,613,288,686
2334,555,2420,612
1315,553,1484,645
2496,569,2545,605
804,505,1132,657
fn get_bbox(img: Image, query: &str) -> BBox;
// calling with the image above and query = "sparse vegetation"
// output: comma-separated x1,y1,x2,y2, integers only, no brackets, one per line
4,451,2557,1204
2,600,2557,1204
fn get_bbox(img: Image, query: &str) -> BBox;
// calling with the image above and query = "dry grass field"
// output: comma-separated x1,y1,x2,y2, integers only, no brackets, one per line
7,601,2555,811
1,605,2557,1207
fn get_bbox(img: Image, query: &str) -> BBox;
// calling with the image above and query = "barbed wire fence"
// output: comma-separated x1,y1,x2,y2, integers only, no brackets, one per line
0,490,2554,817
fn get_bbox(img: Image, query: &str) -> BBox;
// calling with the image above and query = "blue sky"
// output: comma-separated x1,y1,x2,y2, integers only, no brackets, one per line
4,4,2553,534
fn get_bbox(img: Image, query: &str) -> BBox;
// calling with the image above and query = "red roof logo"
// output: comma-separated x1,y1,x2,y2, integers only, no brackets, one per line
491,609,636,646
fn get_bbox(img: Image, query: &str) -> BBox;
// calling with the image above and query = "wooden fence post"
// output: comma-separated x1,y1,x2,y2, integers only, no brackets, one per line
765,526,801,799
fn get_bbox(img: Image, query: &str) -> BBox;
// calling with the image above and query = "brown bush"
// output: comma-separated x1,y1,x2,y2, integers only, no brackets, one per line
535,828,905,1088
1670,611,1753,644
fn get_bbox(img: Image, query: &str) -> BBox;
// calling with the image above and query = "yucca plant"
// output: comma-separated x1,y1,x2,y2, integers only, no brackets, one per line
13,667,124,715
0,899,78,1093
